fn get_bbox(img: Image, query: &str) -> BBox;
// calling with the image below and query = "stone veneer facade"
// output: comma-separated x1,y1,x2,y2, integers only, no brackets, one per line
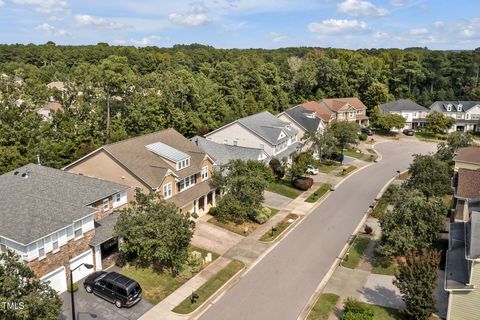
27,229,95,284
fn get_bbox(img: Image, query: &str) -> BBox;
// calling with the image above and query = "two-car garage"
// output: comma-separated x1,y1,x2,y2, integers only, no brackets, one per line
40,249,95,293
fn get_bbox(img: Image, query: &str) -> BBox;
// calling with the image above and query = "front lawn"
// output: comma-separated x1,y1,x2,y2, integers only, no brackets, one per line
344,150,364,159
121,246,219,304
364,302,405,320
342,236,370,269
173,260,244,314
336,165,357,177
260,213,298,242
318,163,341,173
305,184,332,203
208,207,279,236
267,179,303,199
372,256,398,276
307,293,339,320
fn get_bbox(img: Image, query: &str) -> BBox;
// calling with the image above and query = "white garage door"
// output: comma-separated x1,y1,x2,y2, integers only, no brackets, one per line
70,249,94,283
40,266,67,293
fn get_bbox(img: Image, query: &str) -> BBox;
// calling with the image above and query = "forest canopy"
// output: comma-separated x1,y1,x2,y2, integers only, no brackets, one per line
1,43,479,174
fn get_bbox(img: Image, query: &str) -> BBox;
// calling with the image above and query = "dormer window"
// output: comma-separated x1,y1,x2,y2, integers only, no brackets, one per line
457,104,463,111
176,158,191,170
446,104,452,112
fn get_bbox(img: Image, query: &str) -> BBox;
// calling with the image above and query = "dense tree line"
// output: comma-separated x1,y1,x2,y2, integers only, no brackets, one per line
1,43,480,174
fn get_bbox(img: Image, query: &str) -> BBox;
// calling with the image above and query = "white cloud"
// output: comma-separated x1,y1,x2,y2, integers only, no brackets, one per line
74,15,128,30
409,27,428,35
374,31,388,39
131,35,161,46
268,32,288,42
390,0,409,6
0,0,5,8
308,19,368,34
35,22,69,36
222,21,247,32
168,1,212,26
13,0,67,13
337,0,389,17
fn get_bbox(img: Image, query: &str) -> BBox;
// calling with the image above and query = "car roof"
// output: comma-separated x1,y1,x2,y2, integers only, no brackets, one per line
103,272,138,289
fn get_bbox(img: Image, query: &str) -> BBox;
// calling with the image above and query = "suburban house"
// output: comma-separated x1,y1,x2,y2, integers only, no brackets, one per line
191,136,270,167
430,101,480,132
453,147,480,171
277,104,326,140
203,111,302,164
36,101,64,121
451,168,480,222
64,128,217,216
0,164,130,293
320,98,369,127
379,99,429,130
301,101,336,126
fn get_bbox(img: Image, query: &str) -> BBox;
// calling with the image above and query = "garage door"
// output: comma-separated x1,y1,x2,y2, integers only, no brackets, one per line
40,266,67,293
70,249,94,283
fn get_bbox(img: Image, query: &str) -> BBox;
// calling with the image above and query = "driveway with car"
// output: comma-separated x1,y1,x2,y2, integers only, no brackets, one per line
59,267,153,320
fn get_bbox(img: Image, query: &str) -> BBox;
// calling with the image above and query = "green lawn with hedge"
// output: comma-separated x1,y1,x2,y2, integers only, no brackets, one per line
305,184,332,203
307,293,339,320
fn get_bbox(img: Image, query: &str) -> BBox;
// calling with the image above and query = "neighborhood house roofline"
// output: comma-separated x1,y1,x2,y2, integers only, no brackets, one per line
63,146,154,190
279,109,323,132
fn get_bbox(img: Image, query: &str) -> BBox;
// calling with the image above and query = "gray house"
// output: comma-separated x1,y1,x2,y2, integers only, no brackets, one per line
430,101,480,133
204,111,302,164
379,99,429,130
277,105,325,140
191,136,269,167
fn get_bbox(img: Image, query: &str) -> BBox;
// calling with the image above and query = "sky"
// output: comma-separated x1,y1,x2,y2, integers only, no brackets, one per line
0,0,479,50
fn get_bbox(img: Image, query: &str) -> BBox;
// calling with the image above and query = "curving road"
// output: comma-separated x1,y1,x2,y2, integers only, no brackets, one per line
198,140,436,320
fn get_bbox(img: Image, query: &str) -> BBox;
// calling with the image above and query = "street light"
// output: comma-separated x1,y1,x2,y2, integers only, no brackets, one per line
70,263,93,320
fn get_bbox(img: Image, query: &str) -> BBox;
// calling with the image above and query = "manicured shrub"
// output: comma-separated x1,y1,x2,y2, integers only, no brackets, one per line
364,225,373,235
253,212,269,224
341,298,374,320
293,177,314,190
208,206,218,216
358,133,368,141
269,158,285,179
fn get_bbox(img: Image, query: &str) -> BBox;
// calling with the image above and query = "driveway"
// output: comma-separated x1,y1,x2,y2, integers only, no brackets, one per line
198,140,436,320
263,190,292,210
59,268,153,320
192,218,243,255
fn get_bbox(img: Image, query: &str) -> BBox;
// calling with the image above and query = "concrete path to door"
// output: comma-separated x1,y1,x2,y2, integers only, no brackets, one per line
263,190,292,210
192,216,243,255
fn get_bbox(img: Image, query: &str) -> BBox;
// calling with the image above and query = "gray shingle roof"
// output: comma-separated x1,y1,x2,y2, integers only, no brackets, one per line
236,111,298,145
191,136,267,166
380,99,428,113
90,213,119,247
0,164,129,245
469,211,480,259
446,222,473,290
430,101,480,113
285,105,322,132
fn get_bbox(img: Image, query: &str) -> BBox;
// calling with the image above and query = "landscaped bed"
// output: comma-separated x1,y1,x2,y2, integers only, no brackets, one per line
344,150,364,159
173,260,245,314
318,163,341,173
335,165,357,177
305,184,332,203
372,256,398,276
121,246,219,304
342,235,370,269
209,207,279,236
267,179,303,199
359,302,405,320
260,213,299,241
307,293,340,320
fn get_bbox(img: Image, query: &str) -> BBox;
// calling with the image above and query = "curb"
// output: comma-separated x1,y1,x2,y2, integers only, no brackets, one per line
259,214,302,243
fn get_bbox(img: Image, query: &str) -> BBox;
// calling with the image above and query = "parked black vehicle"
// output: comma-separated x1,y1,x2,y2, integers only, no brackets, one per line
360,128,373,136
403,129,414,136
325,152,344,163
84,271,142,308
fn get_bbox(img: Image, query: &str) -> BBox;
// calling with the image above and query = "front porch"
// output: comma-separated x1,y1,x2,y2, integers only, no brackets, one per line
170,180,218,218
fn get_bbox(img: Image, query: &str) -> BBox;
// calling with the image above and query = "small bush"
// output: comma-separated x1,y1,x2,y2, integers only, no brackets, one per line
364,225,373,234
294,177,314,190
358,133,368,141
341,299,374,320
208,207,218,216
269,158,286,179
253,212,269,224
260,207,272,217
67,282,78,292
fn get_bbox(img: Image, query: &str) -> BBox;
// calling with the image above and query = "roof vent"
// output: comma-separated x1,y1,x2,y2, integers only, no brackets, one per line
13,171,19,176
21,172,28,179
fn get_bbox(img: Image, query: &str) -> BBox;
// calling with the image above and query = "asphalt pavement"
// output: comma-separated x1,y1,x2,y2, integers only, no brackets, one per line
197,140,436,320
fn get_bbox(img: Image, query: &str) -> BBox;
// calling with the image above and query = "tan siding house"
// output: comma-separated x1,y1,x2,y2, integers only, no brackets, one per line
449,261,480,320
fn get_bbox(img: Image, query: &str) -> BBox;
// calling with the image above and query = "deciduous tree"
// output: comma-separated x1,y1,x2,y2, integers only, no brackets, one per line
426,112,456,134
406,154,452,199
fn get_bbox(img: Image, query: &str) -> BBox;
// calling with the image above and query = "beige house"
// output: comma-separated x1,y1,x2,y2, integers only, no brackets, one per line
320,98,369,126
454,147,480,171
64,128,217,216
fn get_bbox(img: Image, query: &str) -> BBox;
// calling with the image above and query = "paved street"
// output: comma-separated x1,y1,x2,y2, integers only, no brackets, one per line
197,140,436,320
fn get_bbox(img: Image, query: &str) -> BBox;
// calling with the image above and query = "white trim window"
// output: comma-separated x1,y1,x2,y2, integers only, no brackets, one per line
74,221,83,239
52,233,59,252
102,198,109,211
38,239,45,259
163,183,172,199
176,158,191,170
178,175,196,192
0,238,6,253
201,166,209,181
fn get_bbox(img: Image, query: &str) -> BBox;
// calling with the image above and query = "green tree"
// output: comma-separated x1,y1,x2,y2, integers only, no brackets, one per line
290,152,315,180
394,249,440,320
0,250,62,320
406,154,452,199
303,129,337,160
330,121,360,162
374,114,406,132
212,159,272,223
426,112,456,134
362,81,393,110
269,158,285,180
436,131,474,162
114,190,194,274
378,188,446,256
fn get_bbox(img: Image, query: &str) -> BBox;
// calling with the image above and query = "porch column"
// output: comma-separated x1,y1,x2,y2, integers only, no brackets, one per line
212,191,216,207
94,245,102,271
195,199,199,213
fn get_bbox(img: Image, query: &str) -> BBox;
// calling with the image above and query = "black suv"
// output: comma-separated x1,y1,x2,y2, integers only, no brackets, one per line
360,128,373,136
84,271,142,308
403,129,414,136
